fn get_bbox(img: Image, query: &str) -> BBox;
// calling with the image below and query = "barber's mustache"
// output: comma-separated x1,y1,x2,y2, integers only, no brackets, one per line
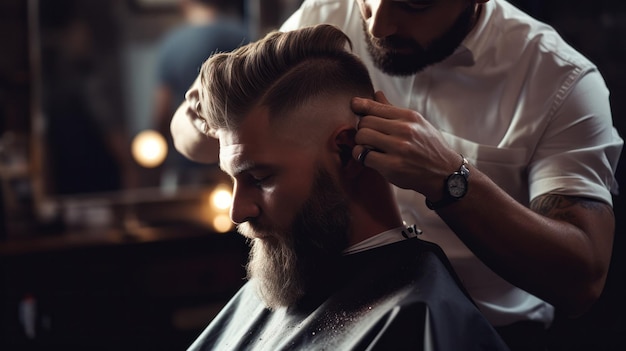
371,35,422,51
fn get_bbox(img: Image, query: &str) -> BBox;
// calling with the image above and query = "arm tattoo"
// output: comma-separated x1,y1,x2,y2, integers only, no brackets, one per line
530,194,611,221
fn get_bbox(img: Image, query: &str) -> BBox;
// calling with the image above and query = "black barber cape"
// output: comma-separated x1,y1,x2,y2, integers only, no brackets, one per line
188,238,509,351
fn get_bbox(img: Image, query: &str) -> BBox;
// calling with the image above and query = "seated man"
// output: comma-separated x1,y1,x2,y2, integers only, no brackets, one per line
184,24,508,351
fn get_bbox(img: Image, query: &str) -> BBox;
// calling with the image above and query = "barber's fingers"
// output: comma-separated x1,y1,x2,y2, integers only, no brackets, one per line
373,90,391,105
355,122,396,149
353,97,427,137
353,145,380,168
351,91,411,121
352,142,403,177
181,100,208,135
352,128,398,165
356,146,373,165
357,114,404,136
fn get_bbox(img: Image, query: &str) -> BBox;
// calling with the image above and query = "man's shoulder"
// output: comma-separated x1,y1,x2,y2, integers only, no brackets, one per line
482,0,594,71
159,22,246,49
157,25,199,61
189,241,508,350
350,239,471,300
187,282,267,351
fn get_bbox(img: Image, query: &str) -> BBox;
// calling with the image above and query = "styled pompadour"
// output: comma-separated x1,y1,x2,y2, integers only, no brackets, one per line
198,24,374,131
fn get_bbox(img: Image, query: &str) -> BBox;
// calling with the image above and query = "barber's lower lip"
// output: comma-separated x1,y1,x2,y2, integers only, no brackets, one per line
375,45,408,55
384,45,412,54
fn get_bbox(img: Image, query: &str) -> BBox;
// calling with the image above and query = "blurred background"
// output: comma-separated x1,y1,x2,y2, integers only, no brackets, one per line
0,0,624,350
0,0,301,350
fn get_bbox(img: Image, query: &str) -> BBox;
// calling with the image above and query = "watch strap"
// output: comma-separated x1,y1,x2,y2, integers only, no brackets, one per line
425,193,456,210
425,155,469,210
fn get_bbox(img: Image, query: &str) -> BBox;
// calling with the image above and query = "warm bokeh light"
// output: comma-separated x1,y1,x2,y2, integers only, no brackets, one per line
131,130,167,168
203,186,234,233
211,188,232,210
213,214,233,233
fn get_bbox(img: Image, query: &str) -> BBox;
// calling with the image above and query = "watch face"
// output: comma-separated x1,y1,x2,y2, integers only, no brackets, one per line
447,173,468,198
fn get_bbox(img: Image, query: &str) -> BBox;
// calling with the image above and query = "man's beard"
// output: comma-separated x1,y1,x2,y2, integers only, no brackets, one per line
363,3,476,76
238,169,350,310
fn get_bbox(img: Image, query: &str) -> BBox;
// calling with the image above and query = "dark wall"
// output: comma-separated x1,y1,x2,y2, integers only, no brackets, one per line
0,0,30,135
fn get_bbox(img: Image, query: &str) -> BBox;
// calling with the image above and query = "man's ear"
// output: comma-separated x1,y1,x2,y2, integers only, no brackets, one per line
332,127,362,178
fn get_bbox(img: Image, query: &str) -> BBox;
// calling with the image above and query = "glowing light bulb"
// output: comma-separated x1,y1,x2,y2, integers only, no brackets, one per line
211,188,232,210
213,214,233,233
131,130,167,168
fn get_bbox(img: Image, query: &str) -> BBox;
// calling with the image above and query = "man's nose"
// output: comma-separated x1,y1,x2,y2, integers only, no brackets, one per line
229,184,260,224
366,0,399,39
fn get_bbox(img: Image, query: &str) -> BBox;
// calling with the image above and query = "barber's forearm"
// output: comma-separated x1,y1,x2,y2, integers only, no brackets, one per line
436,168,614,316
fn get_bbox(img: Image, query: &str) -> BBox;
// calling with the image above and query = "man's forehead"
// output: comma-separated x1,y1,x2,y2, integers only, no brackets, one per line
218,128,288,176
216,93,357,175
218,142,247,175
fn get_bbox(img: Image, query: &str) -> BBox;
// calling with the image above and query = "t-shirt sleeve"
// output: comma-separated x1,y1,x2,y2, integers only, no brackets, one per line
529,68,623,205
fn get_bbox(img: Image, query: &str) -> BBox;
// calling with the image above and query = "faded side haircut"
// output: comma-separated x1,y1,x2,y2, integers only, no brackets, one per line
198,24,374,131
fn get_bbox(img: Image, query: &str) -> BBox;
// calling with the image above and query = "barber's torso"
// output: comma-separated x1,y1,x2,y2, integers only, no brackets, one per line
281,0,622,327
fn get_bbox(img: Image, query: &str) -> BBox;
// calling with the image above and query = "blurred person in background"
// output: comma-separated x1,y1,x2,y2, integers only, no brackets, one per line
42,2,130,195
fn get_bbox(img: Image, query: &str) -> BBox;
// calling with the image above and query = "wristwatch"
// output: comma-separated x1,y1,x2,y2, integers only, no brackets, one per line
425,155,470,210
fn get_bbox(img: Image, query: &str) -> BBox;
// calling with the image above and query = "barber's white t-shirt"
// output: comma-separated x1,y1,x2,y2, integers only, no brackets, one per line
281,0,623,327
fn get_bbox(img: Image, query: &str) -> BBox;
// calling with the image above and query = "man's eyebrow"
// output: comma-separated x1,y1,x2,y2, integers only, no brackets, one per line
221,160,272,178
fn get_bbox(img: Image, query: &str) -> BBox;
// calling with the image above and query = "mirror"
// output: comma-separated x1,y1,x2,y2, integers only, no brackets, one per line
28,0,302,232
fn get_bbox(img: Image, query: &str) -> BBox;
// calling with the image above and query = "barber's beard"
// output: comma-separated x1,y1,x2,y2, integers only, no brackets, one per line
238,169,350,310
363,4,476,76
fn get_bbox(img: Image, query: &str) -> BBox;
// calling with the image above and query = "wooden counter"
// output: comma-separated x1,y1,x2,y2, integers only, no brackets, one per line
0,224,249,351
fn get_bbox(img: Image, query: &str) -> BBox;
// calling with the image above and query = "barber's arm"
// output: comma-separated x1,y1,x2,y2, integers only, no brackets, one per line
170,76,219,164
351,90,617,317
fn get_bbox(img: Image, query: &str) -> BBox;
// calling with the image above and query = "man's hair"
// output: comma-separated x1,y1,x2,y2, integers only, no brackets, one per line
199,24,374,131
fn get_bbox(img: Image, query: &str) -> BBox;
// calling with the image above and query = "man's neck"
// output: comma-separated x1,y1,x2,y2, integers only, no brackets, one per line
347,172,404,246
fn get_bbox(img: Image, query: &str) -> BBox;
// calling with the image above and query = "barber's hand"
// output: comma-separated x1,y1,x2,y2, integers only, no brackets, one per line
351,91,460,199
170,77,220,164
